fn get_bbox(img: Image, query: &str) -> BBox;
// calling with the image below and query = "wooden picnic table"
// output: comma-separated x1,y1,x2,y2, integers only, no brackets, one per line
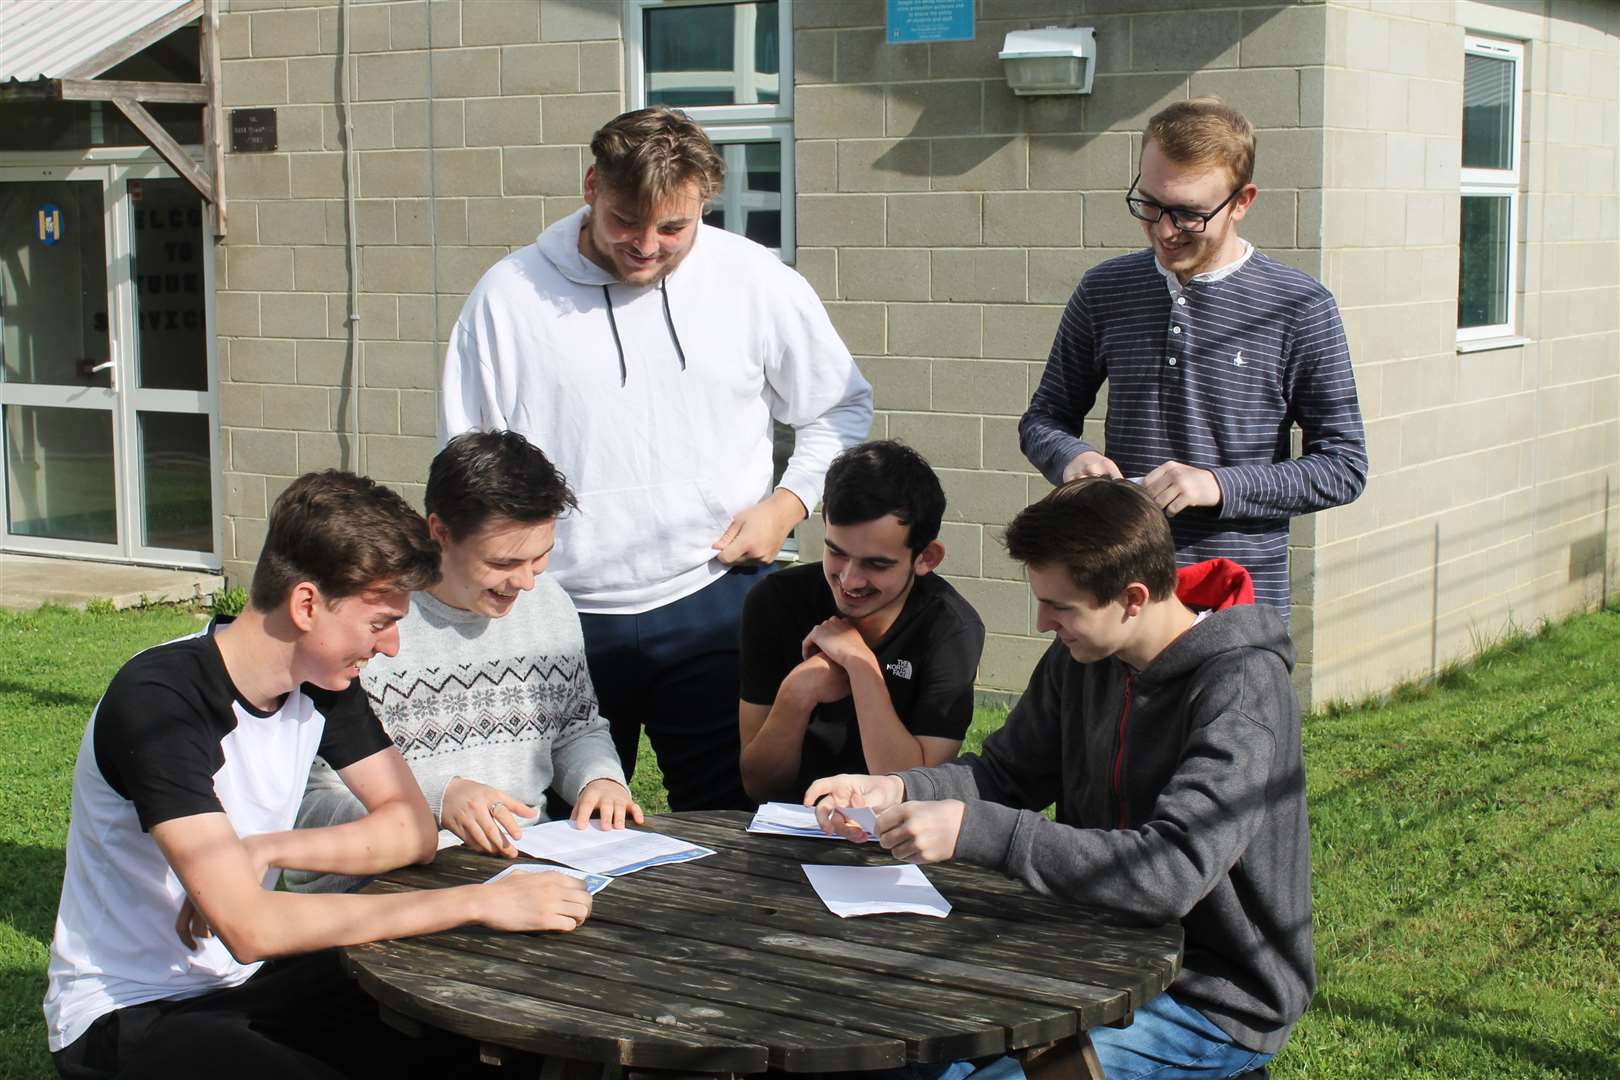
343,810,1183,1079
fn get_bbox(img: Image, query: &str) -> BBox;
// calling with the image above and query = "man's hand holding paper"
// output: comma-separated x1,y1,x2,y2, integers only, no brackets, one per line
804,772,905,841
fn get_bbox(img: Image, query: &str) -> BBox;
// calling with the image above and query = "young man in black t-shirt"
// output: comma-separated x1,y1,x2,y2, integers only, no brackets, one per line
738,441,986,803
46,471,595,1080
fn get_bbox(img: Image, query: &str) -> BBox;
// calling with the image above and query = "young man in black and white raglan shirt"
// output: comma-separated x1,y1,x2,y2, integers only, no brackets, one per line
45,471,594,1079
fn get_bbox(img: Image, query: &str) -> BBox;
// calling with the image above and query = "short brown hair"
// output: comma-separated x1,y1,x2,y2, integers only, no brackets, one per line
426,431,577,541
1144,97,1255,187
590,107,726,209
249,470,440,612
1003,478,1179,603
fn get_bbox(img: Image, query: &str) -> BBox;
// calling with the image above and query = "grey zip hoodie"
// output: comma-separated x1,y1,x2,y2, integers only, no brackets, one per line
900,602,1313,1054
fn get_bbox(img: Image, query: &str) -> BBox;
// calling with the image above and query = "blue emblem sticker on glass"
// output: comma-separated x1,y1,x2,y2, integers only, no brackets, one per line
887,0,974,44
37,203,64,246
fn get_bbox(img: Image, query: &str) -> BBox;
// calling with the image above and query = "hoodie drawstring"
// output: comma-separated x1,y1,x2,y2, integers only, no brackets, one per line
660,278,688,373
601,279,688,387
601,285,627,386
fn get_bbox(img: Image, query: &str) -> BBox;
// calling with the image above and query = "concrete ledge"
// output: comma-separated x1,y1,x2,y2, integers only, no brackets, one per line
0,554,221,613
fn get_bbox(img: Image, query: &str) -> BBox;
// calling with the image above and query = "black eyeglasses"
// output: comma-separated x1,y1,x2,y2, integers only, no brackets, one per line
1125,173,1246,234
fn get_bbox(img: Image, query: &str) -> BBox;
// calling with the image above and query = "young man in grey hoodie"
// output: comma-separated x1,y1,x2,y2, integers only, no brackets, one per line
810,477,1313,1080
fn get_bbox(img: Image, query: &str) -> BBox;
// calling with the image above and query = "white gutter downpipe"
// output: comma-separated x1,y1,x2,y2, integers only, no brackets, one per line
338,0,362,472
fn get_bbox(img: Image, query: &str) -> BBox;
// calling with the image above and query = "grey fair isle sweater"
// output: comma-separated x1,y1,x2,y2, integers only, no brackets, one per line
288,580,626,892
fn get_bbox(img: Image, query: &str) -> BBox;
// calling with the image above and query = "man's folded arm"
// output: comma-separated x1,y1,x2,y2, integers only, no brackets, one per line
153,808,484,964
245,746,438,879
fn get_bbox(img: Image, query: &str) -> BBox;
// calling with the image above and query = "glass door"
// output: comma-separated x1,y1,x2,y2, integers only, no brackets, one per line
0,162,218,568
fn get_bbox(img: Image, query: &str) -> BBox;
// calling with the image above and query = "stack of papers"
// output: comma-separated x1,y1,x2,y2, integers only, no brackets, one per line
484,863,613,894
512,820,714,877
748,801,877,840
801,863,952,919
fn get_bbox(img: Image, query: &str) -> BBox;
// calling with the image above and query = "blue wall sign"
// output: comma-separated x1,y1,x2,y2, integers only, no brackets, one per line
37,203,64,246
887,0,974,44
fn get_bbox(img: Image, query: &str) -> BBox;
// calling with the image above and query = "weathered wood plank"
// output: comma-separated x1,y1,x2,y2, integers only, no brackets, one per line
348,813,1186,1072
407,920,1017,1061
616,845,1182,986
344,945,768,1073
363,938,904,1073
603,872,1164,1018
58,78,211,103
111,97,214,204
369,854,1155,1026
656,813,1182,936
363,880,1071,1056
200,0,226,237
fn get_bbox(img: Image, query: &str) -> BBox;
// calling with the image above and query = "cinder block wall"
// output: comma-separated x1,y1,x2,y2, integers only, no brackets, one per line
213,0,1617,711
1306,0,1620,706
788,0,1328,693
215,0,624,584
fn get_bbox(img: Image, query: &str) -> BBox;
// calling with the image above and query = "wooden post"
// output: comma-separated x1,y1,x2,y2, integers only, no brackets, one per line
201,0,227,237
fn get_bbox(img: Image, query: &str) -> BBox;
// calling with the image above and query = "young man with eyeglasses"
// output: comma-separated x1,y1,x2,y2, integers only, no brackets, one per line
1020,98,1367,615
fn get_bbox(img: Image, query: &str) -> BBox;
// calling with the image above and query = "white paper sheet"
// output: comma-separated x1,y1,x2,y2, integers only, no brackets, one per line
483,863,613,894
512,820,714,876
748,801,875,841
801,863,952,919
833,805,879,835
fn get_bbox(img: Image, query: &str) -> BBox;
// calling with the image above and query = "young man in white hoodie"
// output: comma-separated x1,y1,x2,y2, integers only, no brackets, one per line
440,106,873,811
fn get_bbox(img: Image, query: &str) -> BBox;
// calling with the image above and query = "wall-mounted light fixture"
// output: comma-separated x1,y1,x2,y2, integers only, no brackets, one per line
999,27,1098,96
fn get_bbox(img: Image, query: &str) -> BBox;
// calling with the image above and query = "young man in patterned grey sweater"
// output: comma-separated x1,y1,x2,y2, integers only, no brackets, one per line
292,431,640,891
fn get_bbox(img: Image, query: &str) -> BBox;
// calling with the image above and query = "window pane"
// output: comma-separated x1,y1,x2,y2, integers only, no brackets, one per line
131,179,209,391
4,404,117,544
704,141,783,248
644,1,779,107
1463,52,1515,171
1459,195,1510,329
139,411,213,551
0,180,110,388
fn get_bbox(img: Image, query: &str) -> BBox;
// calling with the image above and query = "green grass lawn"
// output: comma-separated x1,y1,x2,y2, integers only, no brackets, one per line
3,604,1617,1078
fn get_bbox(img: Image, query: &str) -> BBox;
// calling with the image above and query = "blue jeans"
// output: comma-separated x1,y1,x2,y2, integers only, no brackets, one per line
888,993,1272,1080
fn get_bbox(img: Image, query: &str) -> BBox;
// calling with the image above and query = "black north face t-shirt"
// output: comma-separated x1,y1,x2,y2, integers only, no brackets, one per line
739,563,986,793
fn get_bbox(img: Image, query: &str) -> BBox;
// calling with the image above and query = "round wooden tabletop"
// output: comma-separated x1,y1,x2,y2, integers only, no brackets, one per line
344,810,1183,1075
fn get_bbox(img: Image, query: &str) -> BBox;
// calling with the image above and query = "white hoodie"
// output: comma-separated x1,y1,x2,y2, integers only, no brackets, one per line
440,207,873,614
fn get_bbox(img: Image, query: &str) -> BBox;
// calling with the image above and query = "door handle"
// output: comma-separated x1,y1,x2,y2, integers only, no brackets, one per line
77,358,116,388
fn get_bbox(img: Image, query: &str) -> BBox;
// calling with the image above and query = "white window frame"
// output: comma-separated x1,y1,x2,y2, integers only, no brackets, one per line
625,0,795,262
1457,35,1523,346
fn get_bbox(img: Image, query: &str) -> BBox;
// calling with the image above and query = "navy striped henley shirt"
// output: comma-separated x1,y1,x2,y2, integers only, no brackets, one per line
1019,248,1368,613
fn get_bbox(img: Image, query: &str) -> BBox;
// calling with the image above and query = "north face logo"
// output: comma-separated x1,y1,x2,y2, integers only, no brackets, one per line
886,659,914,680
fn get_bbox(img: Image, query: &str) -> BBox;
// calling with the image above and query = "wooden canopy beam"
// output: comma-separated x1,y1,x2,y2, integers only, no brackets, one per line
0,0,226,236
110,96,214,204
0,78,210,104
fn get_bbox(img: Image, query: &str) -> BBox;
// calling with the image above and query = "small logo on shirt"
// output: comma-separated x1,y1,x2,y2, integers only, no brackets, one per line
1233,351,1248,367
886,659,914,680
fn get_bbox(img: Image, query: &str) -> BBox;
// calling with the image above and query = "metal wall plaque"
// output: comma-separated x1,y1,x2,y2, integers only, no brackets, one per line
230,108,277,153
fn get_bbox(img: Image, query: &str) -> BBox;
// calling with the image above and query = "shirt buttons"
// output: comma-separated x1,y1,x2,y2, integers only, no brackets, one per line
1171,326,1182,335
1167,357,1178,366
1176,296,1187,306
